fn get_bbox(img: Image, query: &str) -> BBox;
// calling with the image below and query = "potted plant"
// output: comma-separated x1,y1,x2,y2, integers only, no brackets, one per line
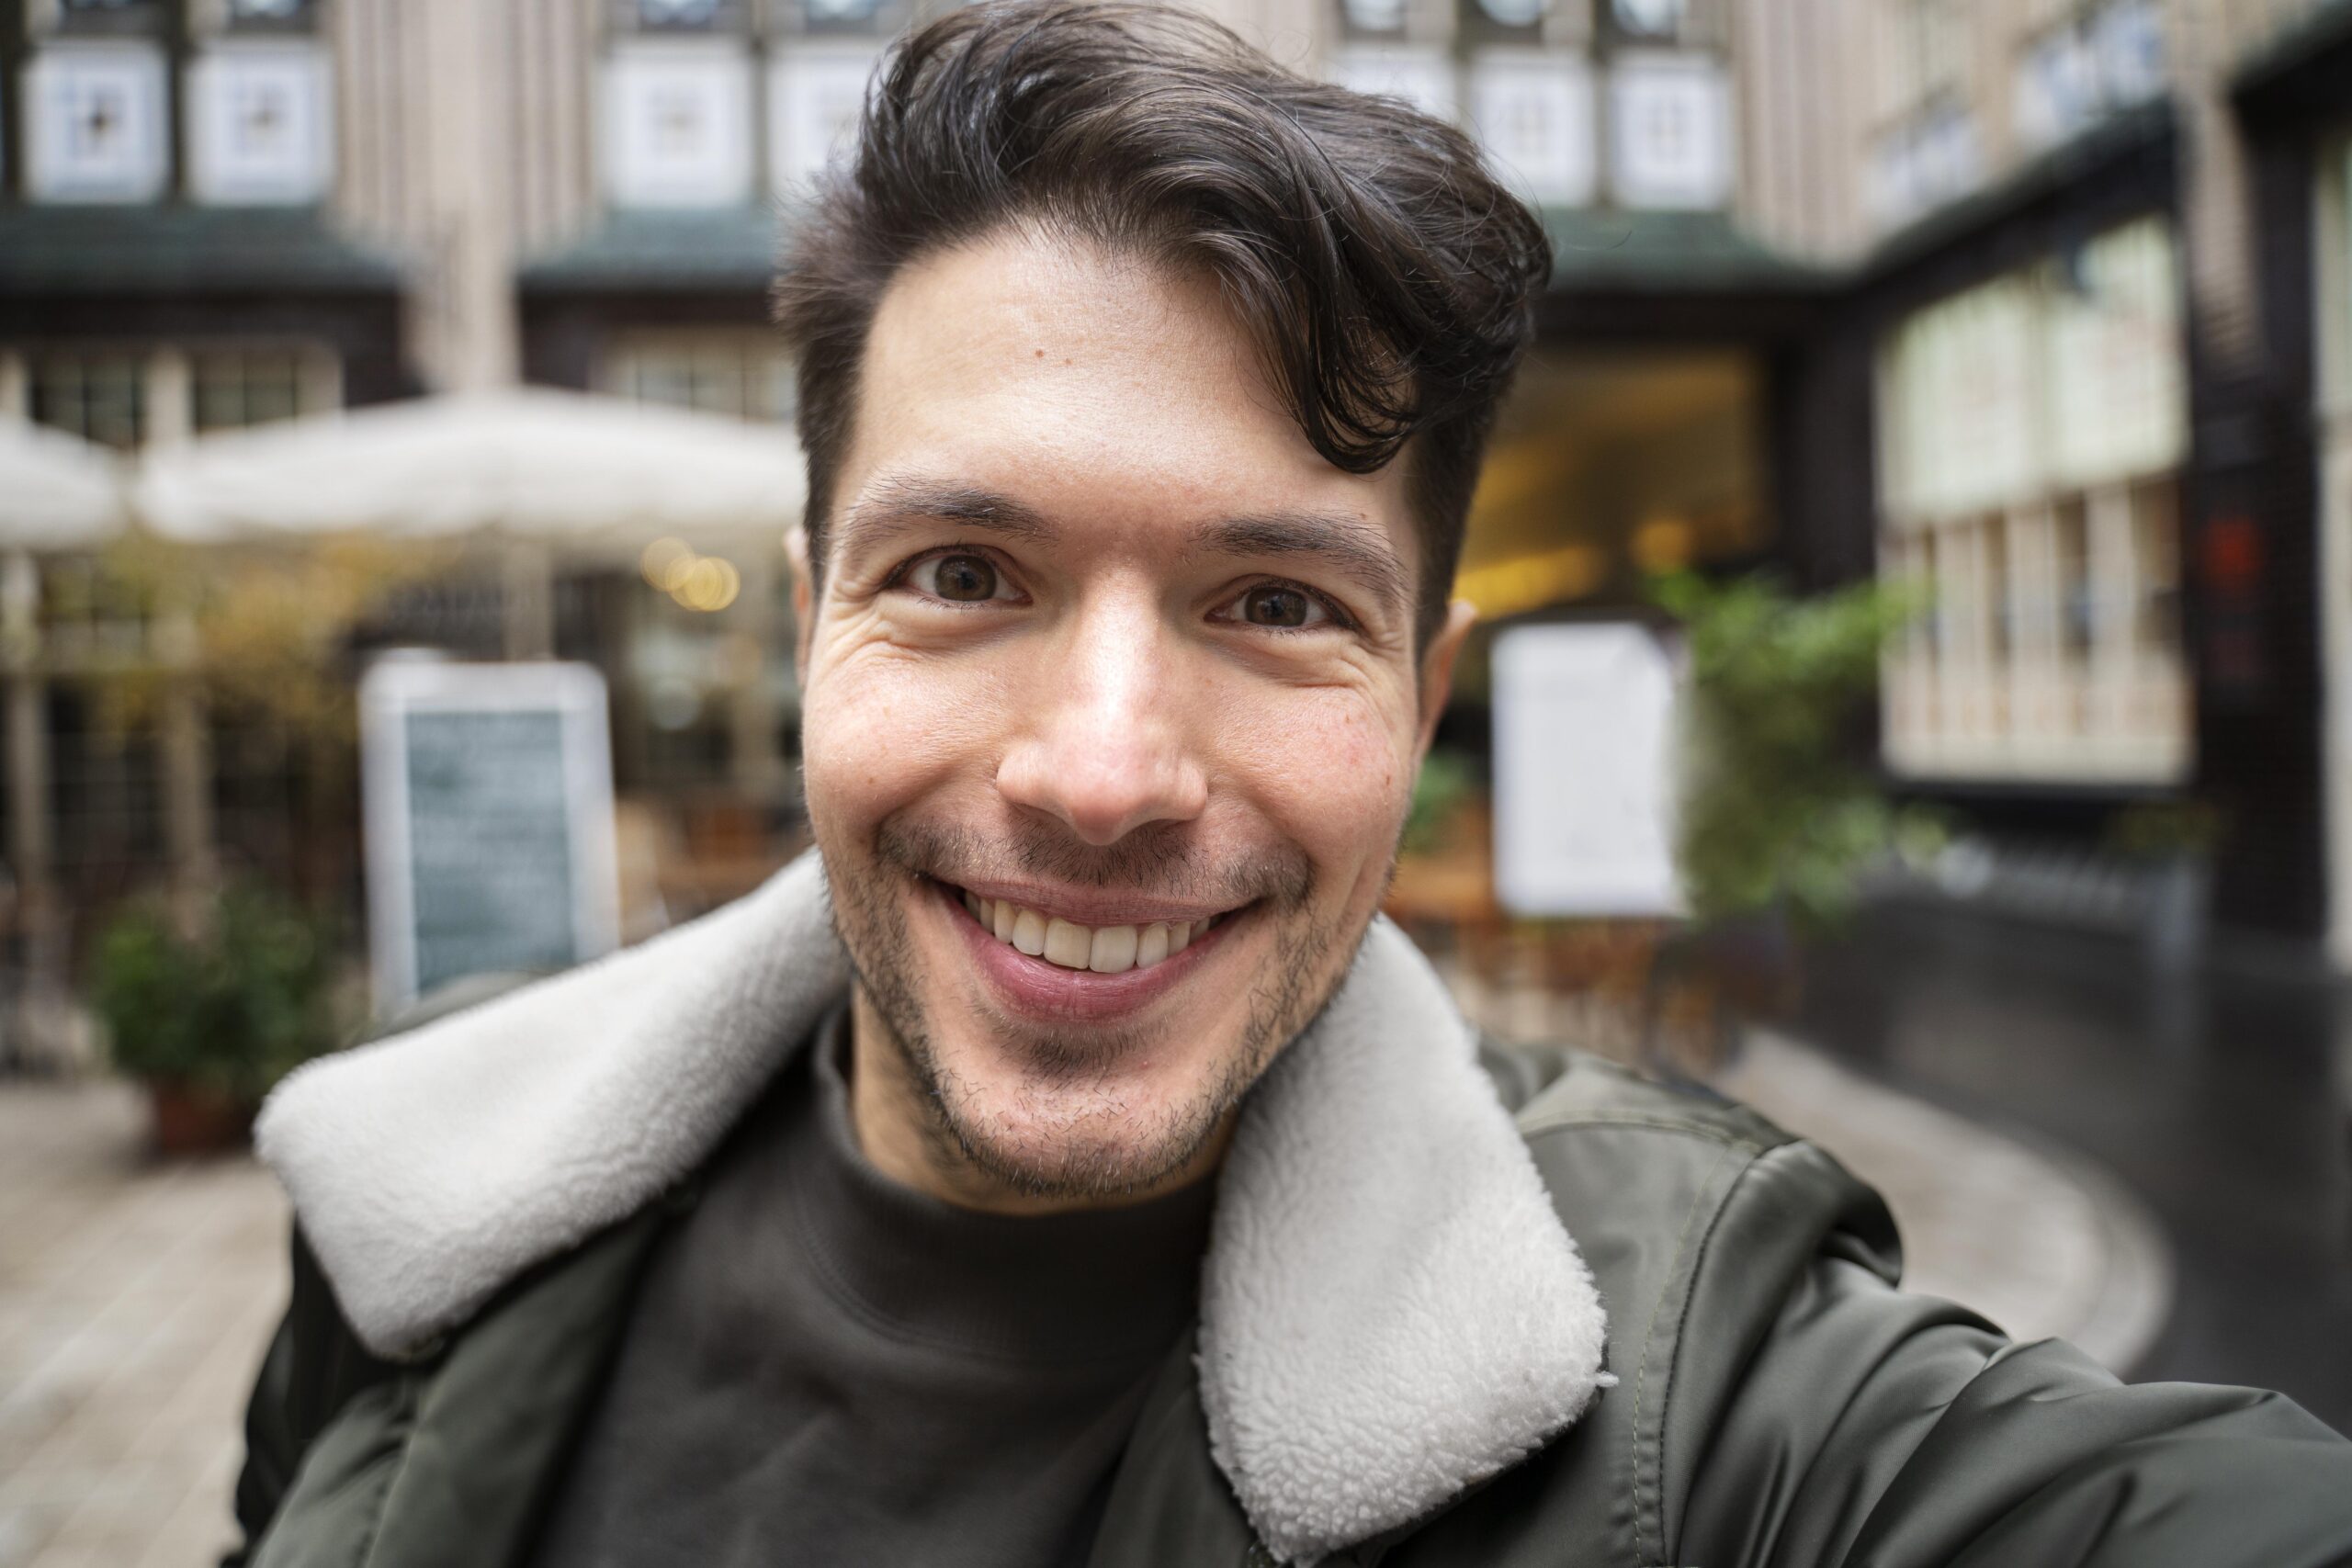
1647,571,1935,1067
87,883,339,1155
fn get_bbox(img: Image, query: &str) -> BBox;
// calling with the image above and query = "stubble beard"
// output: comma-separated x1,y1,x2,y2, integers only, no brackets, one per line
824,818,1363,1201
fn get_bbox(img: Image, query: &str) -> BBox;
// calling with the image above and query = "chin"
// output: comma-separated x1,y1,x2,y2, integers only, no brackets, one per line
918,1018,1250,1198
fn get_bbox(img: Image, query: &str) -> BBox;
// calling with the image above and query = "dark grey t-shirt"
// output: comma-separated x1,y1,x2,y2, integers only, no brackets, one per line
527,1009,1217,1567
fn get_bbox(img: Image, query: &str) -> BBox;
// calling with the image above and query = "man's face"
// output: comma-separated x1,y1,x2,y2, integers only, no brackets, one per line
797,229,1466,1201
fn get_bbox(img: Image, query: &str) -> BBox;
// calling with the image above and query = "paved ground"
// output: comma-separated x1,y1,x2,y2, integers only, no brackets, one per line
1445,964,2170,1369
0,1080,287,1568
1719,1030,2172,1372
1795,903,2352,1433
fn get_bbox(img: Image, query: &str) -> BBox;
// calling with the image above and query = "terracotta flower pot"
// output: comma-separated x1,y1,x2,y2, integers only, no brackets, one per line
146,1080,256,1156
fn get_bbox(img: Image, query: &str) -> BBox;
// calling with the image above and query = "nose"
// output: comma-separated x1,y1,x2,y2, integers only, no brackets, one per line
995,592,1209,846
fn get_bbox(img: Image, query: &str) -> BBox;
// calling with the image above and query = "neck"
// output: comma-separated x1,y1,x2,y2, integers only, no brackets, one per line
845,987,1231,1216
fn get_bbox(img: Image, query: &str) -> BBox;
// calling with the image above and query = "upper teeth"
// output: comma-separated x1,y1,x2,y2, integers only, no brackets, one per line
961,891,1216,974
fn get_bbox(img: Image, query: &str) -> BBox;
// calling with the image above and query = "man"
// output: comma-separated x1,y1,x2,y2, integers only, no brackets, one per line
228,4,2352,1564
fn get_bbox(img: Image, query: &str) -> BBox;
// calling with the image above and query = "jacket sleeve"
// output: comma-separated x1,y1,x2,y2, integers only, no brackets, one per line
220,1228,400,1567
1673,1140,2352,1568
220,972,553,1565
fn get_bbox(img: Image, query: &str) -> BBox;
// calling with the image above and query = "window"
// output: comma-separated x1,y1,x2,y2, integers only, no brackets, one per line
2052,497,2092,665
2128,479,2179,656
1876,217,2189,782
225,0,320,32
30,354,145,449
605,333,795,423
54,0,164,36
186,39,335,205
1607,51,1732,209
1610,0,1684,38
620,0,741,31
1469,54,1597,204
601,40,755,209
25,41,171,202
1461,0,1546,50
2013,0,2165,154
1983,510,2010,664
19,344,334,446
1339,0,1409,37
47,683,167,899
769,42,879,192
797,0,885,38
194,349,309,432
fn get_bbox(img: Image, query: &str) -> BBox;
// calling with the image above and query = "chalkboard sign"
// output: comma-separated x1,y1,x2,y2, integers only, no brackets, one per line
1491,622,1683,917
360,660,620,1011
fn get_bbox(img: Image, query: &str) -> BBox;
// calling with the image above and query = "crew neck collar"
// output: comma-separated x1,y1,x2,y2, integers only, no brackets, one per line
775,1006,1216,1365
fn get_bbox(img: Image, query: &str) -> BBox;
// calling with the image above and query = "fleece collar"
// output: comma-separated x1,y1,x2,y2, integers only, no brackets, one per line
255,851,1607,1563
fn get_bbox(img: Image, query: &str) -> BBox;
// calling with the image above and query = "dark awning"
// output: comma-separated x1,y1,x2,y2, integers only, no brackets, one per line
0,205,401,295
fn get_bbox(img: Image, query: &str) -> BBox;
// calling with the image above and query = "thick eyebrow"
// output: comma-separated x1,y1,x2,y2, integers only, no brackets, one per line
829,478,1061,568
1197,512,1410,623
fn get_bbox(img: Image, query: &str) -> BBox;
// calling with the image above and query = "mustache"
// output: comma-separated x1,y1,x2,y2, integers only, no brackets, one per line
875,816,1314,911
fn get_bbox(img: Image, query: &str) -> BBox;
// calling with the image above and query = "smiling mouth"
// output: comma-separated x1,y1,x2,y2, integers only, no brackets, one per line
945,886,1231,976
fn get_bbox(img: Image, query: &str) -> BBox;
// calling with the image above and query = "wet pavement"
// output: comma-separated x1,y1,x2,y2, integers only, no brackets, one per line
1793,901,2352,1433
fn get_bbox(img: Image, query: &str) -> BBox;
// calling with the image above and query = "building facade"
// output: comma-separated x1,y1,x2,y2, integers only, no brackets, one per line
3,0,2351,1006
1789,0,2352,953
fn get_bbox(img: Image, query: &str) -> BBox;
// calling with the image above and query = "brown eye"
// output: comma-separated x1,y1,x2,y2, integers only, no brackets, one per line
1241,584,1317,627
926,553,999,603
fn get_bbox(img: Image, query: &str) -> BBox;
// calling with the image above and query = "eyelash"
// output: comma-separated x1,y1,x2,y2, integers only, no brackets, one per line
1214,580,1358,636
881,548,1357,634
883,545,1026,607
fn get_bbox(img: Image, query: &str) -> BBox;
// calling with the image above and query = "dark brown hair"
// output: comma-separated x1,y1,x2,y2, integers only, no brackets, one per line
773,0,1551,650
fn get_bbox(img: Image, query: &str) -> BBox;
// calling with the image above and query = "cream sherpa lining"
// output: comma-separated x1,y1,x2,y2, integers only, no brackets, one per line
255,850,1607,1564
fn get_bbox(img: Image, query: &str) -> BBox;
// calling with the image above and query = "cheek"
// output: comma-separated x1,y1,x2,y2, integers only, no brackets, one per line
800,647,1010,828
1219,689,1414,875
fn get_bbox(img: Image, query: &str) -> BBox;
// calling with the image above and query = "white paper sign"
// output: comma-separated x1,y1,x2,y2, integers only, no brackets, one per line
360,660,620,1012
1491,622,1682,917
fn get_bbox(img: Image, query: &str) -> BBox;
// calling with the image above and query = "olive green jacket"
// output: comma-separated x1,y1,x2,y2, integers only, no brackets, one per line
228,855,2352,1567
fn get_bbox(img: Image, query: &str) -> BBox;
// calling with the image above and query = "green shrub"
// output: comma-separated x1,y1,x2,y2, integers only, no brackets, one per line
1404,747,1478,856
1655,571,1936,930
89,884,337,1101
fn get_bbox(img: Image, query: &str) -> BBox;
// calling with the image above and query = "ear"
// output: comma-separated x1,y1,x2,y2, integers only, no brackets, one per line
784,524,815,683
1413,598,1477,762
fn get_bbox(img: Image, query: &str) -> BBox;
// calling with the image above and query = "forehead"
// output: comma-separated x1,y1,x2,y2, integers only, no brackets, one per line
834,228,1415,560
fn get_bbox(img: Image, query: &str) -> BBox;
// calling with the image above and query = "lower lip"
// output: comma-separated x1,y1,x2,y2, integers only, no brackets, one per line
932,880,1238,1024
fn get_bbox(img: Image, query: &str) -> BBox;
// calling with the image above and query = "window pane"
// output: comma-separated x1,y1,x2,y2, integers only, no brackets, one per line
194,350,310,433
31,355,146,450
609,335,795,424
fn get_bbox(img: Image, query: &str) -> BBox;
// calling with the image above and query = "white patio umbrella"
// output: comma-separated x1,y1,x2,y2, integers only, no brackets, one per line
131,387,806,547
0,419,130,550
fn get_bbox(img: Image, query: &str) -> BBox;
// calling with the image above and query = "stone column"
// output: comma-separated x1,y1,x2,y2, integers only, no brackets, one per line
3,549,61,1068
502,539,556,661
143,348,219,929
